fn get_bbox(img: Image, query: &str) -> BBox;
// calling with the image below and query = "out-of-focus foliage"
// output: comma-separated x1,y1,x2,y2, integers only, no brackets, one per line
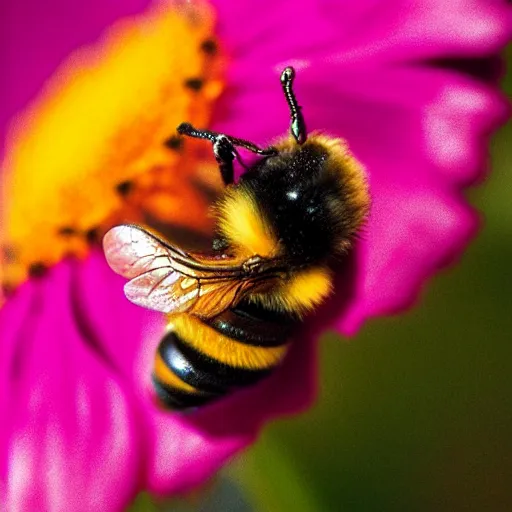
229,48,512,512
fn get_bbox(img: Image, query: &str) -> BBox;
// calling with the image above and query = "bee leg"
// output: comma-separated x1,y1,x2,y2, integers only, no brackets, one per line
177,123,277,158
212,135,235,186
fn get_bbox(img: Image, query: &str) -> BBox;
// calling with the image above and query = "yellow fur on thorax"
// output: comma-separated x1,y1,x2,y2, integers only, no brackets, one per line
250,266,333,316
169,314,289,370
215,187,280,258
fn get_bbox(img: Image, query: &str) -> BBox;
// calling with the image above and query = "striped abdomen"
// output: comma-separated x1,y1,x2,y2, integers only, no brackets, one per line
152,300,297,409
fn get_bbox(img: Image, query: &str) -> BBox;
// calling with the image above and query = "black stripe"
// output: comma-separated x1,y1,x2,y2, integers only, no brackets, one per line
204,300,297,347
152,376,215,410
234,299,298,324
175,335,273,388
159,331,273,392
158,333,228,394
206,311,289,347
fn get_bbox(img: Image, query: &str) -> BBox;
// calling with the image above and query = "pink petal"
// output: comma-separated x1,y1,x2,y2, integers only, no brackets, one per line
1,0,511,507
211,0,512,66
0,0,150,130
328,0,512,63
144,325,317,495
0,262,142,511
71,251,317,495
210,0,511,334
292,67,509,333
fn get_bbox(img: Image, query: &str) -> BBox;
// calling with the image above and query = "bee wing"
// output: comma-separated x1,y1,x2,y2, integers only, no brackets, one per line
103,225,197,313
185,278,265,318
103,224,281,316
122,266,198,314
103,224,189,280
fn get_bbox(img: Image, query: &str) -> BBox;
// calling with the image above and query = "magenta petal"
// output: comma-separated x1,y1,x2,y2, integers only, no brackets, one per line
297,69,509,333
325,0,512,63
211,0,511,65
0,0,150,140
72,249,165,387
0,263,142,511
42,252,317,496
211,0,511,335
144,325,318,495
2,0,511,506
339,186,479,334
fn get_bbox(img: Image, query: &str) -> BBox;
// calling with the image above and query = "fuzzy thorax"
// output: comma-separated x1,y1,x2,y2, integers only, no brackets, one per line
215,133,369,262
250,266,333,317
214,132,368,316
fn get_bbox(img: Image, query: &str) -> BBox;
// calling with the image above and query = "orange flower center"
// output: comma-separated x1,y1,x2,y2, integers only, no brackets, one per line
0,1,224,299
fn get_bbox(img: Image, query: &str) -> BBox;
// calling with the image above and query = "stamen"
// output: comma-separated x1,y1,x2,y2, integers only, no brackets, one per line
164,136,184,151
184,78,205,92
115,181,134,197
1,246,16,263
58,227,78,237
200,39,218,55
85,228,100,245
28,263,48,279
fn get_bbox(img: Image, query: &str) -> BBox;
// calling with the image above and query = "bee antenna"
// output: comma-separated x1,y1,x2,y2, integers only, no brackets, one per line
175,122,277,186
176,123,277,157
177,122,216,142
280,67,307,145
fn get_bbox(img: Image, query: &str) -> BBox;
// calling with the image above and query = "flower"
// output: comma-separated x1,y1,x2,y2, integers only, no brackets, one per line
1,0,510,510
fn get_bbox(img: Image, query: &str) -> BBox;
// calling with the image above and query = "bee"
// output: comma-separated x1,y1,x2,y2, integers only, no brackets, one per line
103,66,370,409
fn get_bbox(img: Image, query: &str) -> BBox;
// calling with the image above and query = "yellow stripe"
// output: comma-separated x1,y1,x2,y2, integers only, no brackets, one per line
251,266,333,315
216,187,280,258
170,314,289,370
153,351,199,393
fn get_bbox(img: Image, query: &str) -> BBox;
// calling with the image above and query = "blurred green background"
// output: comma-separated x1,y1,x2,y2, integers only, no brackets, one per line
134,51,511,512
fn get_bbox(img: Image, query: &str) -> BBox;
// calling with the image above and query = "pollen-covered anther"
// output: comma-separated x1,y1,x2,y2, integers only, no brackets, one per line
164,136,184,151
0,1,225,293
200,38,218,55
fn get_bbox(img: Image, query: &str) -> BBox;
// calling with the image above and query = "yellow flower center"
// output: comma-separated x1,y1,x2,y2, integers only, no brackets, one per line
0,1,224,298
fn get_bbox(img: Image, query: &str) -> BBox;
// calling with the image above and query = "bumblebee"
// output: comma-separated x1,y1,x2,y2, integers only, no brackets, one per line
103,67,370,409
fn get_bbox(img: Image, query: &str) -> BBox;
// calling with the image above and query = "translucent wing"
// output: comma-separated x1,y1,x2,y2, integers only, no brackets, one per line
123,265,198,314
103,224,283,317
102,224,189,280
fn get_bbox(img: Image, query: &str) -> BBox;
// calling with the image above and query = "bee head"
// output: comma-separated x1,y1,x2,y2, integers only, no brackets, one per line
179,67,370,265
235,136,369,265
